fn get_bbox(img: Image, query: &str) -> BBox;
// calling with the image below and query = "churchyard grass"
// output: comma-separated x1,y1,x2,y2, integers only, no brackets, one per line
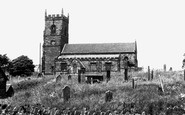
2,70,185,113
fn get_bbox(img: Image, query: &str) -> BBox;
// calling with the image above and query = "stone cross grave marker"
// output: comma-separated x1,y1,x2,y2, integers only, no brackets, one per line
105,90,113,102
56,74,62,83
63,85,70,102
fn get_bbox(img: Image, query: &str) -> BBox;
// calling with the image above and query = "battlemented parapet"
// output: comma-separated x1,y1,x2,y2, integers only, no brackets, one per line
45,11,69,22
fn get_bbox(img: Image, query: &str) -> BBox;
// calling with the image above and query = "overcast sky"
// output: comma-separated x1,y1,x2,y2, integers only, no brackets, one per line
0,0,185,71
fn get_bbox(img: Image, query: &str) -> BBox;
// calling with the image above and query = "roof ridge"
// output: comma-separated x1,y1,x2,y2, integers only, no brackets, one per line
66,42,135,45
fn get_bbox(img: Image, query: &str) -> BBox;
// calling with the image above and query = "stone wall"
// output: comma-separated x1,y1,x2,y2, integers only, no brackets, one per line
55,52,137,74
44,46,61,74
45,20,63,36
55,58,120,73
42,13,69,74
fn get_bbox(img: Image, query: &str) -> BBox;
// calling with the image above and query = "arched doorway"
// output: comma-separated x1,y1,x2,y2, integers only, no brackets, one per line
70,58,85,74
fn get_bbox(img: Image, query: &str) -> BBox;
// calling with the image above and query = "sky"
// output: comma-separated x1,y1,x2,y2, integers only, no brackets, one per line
0,0,185,71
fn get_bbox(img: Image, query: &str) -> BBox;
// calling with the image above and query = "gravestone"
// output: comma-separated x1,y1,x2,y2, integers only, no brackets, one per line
56,75,62,83
151,70,154,80
124,68,128,81
78,70,81,83
132,79,135,89
105,90,113,102
63,85,70,102
148,66,150,81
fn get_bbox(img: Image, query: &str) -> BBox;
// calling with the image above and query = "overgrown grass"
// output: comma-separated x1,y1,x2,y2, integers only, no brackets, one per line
2,70,185,113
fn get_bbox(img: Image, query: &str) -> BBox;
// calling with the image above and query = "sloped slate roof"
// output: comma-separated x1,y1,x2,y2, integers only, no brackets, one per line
61,42,136,54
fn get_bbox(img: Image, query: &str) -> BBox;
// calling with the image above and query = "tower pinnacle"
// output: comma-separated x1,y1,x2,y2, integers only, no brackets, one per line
62,8,64,16
45,9,47,17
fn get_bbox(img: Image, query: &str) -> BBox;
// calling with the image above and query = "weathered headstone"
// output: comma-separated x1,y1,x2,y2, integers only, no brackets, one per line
78,70,81,83
151,70,154,80
56,75,62,83
63,85,70,102
106,70,111,82
148,66,150,81
105,90,113,102
132,79,135,89
124,68,128,81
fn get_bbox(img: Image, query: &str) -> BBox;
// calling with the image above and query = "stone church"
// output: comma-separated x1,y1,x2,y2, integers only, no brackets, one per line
42,10,138,75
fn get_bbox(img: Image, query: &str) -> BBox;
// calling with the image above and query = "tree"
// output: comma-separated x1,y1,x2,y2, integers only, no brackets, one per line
9,55,35,76
0,54,11,72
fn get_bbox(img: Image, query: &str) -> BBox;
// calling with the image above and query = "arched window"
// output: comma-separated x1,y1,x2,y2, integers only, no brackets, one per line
123,56,129,61
50,24,56,34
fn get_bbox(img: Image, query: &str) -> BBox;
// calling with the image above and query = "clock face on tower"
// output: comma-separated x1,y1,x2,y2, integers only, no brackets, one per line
51,40,56,45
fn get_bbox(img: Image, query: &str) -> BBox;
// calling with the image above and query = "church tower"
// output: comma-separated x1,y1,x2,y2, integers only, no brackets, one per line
42,10,69,74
